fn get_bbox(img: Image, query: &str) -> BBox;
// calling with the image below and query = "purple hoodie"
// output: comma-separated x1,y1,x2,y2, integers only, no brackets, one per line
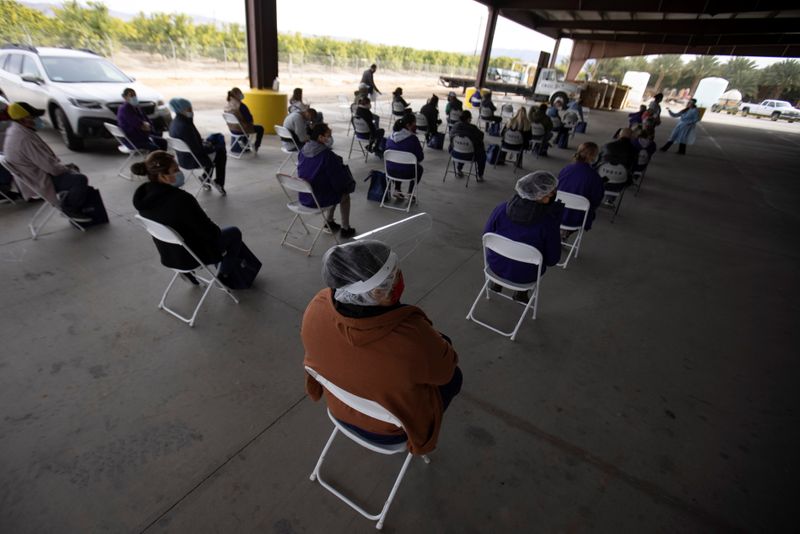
386,129,424,179
557,162,604,230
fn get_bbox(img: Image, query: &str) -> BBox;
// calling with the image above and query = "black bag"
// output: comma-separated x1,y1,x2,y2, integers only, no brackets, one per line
427,132,444,150
219,242,261,289
364,170,387,202
487,122,501,137
486,143,501,164
78,186,109,228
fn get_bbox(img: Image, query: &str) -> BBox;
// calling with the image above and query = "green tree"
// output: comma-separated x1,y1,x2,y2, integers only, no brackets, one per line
684,56,721,95
0,0,57,45
721,57,759,98
649,55,684,92
762,59,800,99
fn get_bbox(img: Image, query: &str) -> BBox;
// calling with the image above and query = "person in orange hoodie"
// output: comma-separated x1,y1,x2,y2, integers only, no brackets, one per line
301,240,462,455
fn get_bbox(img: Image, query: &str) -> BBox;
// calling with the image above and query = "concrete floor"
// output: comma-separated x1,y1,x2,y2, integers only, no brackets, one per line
1,102,798,534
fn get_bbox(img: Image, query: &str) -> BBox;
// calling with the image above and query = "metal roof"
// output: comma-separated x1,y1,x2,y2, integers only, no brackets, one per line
475,1,800,58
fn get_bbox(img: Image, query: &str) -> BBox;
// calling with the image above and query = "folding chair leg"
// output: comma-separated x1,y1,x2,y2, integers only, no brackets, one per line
610,189,627,223
466,278,538,341
0,188,16,204
118,151,136,180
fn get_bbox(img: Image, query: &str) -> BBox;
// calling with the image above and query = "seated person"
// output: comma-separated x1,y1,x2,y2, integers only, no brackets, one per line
483,171,564,302
132,151,245,286
386,115,424,200
224,87,264,153
117,88,167,151
529,104,554,154
449,110,486,182
598,127,638,181
469,88,482,108
500,108,533,167
418,94,441,141
353,98,384,152
557,142,605,236
479,91,502,125
302,239,462,453
445,91,463,116
4,102,92,221
391,87,410,115
631,127,656,172
548,100,571,147
567,98,585,123
0,99,21,200
288,87,309,114
282,107,317,150
168,97,228,195
297,123,357,238
628,105,647,128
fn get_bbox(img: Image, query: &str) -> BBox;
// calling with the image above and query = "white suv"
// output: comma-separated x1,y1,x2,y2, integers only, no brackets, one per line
0,45,172,150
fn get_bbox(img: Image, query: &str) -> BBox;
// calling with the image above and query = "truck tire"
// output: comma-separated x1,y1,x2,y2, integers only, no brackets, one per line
711,104,719,112
741,108,749,117
771,112,780,122
53,106,84,151
550,92,567,106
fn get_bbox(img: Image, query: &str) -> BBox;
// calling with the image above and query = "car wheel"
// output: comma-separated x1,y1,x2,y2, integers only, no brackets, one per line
550,92,567,106
771,112,780,122
711,105,719,112
53,106,84,151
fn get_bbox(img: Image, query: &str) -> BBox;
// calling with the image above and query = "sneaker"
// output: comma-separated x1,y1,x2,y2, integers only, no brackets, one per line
202,183,212,191
61,208,93,223
340,227,357,238
513,290,530,303
456,170,465,178
179,272,200,285
476,175,485,183
324,220,341,234
393,190,405,201
212,181,227,196
488,282,502,293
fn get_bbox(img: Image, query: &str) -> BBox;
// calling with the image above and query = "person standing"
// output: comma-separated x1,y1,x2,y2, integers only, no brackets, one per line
644,93,663,136
660,99,700,155
359,64,381,100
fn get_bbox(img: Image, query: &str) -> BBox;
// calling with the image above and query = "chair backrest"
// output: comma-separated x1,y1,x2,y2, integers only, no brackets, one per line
503,129,524,146
276,172,313,194
531,123,546,137
551,115,563,129
501,104,514,118
352,116,371,135
448,109,461,123
597,163,628,184
483,232,543,266
104,122,126,139
384,149,418,166
134,214,184,245
452,135,474,155
637,149,651,166
305,366,403,428
556,190,590,212
274,124,298,145
480,105,494,119
562,111,579,127
415,113,428,128
165,135,191,155
392,100,406,114
222,112,242,129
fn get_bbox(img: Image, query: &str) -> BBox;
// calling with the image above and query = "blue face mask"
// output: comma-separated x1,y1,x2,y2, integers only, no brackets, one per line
129,96,139,106
324,136,334,148
183,111,194,119
33,117,45,130
172,171,185,188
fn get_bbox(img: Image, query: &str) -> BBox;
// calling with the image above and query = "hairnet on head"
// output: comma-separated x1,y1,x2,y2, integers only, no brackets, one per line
515,171,558,201
169,97,191,113
322,240,398,306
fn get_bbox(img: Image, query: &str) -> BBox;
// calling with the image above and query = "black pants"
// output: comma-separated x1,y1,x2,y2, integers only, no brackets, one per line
51,172,89,211
204,137,227,186
660,141,686,154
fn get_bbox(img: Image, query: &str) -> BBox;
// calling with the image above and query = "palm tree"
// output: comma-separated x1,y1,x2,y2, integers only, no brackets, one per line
722,57,759,97
763,59,800,99
648,55,684,92
685,56,721,95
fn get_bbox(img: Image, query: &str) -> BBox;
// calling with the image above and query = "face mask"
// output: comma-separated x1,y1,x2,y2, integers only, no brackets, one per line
390,271,405,303
171,171,185,188
237,94,244,101
183,111,194,119
324,136,334,148
33,117,45,130
129,96,139,106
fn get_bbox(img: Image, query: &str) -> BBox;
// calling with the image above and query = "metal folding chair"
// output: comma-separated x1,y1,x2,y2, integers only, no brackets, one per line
382,150,419,213
466,232,543,341
598,163,629,223
164,135,214,197
222,112,256,159
103,123,149,180
531,123,547,159
348,117,372,163
305,366,430,531
556,191,590,269
134,215,238,327
275,173,340,256
497,129,525,173
443,136,476,188
274,125,301,175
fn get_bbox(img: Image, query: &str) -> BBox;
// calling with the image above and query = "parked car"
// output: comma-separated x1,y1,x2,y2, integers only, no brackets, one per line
738,99,799,123
711,89,742,114
0,44,172,150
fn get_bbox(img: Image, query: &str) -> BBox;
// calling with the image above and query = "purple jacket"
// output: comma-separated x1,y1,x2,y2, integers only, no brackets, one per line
116,102,153,148
297,141,354,208
557,162,605,230
386,129,424,179
483,197,563,284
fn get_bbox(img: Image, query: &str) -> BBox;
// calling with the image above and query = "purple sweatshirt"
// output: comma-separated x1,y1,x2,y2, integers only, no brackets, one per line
116,102,153,148
386,129,424,179
557,162,605,230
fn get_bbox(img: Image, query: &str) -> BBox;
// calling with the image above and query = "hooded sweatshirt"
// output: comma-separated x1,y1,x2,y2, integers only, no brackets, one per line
302,289,458,455
297,141,354,208
483,195,564,283
386,129,424,179
133,181,222,270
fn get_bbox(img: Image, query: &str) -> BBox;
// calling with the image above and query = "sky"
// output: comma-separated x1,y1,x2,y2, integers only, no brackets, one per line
54,0,788,67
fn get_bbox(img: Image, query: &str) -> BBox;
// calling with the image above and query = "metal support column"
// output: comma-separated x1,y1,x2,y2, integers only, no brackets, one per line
549,37,561,68
245,0,279,90
475,6,499,88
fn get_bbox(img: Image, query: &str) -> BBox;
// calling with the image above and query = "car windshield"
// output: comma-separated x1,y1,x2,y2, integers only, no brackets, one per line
40,56,131,83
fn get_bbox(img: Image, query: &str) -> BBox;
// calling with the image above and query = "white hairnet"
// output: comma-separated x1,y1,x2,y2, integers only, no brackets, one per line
515,171,558,201
322,240,398,306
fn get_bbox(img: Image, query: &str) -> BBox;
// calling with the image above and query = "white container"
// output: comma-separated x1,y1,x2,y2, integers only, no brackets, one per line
622,71,651,108
694,77,729,108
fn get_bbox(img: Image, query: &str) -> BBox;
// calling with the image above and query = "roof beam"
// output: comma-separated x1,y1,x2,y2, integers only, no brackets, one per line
534,18,800,34
483,0,795,14
565,32,800,47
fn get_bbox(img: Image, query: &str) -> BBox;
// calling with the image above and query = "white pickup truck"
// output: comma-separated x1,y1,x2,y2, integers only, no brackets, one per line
739,100,800,122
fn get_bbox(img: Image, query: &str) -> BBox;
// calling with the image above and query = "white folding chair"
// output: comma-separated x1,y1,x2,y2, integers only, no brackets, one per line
382,150,419,213
634,148,652,196
275,173,340,256
348,117,372,163
531,123,547,159
305,366,430,531
556,191,590,269
222,112,256,159
497,130,525,172
134,215,238,327
1,157,86,239
103,123,149,180
445,109,461,137
338,95,352,121
164,136,214,197
479,106,495,131
500,104,514,122
414,113,429,141
274,125,301,175
391,100,407,121
562,111,579,139
597,163,629,223
466,232,542,341
346,103,358,136
443,135,476,188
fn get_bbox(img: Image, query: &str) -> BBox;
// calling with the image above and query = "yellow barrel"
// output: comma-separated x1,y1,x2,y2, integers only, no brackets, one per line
243,89,288,134
464,87,491,109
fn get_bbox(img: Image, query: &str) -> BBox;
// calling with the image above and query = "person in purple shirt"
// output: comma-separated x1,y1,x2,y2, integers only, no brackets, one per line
385,114,424,201
483,171,564,302
557,142,605,234
116,88,167,151
297,123,357,238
